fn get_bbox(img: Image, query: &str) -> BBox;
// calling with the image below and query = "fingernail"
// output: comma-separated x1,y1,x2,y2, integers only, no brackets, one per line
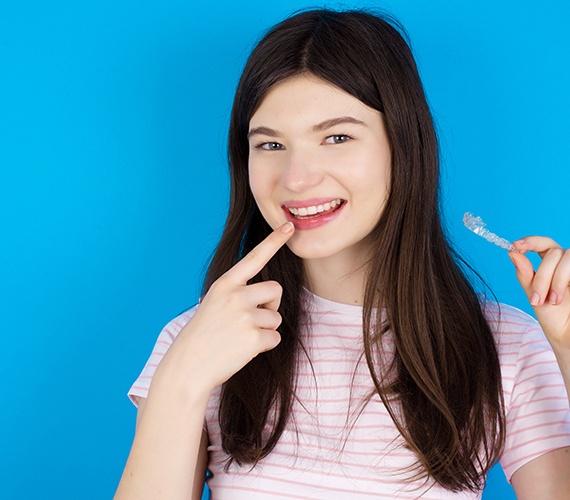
281,222,294,234
514,239,526,246
530,292,540,306
548,290,558,305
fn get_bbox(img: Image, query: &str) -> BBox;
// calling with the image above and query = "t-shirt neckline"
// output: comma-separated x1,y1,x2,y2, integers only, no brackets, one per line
302,287,364,317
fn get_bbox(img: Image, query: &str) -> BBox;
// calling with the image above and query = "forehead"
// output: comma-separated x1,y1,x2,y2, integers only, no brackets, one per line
249,74,378,128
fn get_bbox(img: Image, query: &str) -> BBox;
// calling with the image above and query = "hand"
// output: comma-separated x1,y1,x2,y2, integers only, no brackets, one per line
509,236,570,350
156,222,295,392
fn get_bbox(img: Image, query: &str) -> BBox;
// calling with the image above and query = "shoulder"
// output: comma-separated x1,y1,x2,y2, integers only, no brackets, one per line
481,299,538,333
481,300,545,357
127,304,200,406
480,300,561,401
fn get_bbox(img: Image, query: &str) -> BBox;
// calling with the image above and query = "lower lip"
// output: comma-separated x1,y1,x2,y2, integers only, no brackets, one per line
283,203,346,230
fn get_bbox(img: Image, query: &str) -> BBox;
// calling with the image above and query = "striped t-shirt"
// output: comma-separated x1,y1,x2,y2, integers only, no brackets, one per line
128,291,570,499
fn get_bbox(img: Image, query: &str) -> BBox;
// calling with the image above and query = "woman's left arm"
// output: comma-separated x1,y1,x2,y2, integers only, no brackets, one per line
509,237,570,401
509,237,570,499
510,447,570,499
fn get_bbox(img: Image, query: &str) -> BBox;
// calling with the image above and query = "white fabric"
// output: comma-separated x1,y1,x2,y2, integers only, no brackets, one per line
129,291,570,499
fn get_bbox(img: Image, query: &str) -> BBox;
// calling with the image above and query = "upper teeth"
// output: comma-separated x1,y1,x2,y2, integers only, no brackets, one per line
287,199,342,216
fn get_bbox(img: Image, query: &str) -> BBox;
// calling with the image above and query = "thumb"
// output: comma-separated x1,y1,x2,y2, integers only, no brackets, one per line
258,329,282,353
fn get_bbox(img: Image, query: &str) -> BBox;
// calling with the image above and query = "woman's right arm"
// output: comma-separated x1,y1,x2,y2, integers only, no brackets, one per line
114,222,295,499
114,383,211,499
116,397,210,500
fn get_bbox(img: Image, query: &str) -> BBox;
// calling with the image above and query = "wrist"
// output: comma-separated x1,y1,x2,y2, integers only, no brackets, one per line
150,356,214,409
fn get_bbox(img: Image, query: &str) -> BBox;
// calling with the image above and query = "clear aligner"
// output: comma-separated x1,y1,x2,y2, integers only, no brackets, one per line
462,212,515,251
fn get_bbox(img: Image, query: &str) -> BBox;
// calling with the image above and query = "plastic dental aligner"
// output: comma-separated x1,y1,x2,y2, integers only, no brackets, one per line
462,212,515,251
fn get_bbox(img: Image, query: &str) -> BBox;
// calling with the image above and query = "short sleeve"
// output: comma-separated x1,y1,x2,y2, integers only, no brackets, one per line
127,306,198,407
497,307,570,480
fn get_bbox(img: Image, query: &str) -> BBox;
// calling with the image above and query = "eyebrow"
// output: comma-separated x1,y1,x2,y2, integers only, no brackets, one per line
247,116,367,140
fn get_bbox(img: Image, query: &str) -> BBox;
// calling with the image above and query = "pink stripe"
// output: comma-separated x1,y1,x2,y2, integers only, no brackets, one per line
516,348,553,364
506,418,570,437
312,345,365,353
213,474,417,498
508,395,568,413
515,371,564,387
498,340,523,348
504,432,570,455
128,385,148,392
297,370,371,377
291,397,379,404
306,309,343,316
304,322,360,328
213,484,318,499
294,383,375,391
507,408,568,425
510,382,567,400
214,459,414,486
292,407,390,416
265,439,410,458
311,421,395,431
498,320,539,328
286,428,399,444
206,419,398,435
519,337,548,347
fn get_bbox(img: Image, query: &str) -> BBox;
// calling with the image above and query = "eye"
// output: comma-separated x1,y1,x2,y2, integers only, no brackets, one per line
256,141,285,151
324,134,351,144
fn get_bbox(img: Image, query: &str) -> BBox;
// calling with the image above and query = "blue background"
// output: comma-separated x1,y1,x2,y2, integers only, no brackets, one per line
1,1,569,498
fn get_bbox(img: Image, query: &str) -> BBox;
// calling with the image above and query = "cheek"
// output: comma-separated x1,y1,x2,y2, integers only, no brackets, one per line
248,159,280,199
367,149,391,196
350,155,391,196
350,161,391,220
248,164,275,214
378,165,391,200
248,163,263,201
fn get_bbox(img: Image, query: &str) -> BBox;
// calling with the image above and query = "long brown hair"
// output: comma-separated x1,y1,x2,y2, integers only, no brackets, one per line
203,9,505,492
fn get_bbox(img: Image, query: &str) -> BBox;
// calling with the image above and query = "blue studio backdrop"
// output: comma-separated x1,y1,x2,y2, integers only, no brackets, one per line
1,1,569,498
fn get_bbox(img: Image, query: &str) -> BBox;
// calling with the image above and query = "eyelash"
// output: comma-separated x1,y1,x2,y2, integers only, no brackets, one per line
255,141,284,151
325,134,352,144
254,134,353,150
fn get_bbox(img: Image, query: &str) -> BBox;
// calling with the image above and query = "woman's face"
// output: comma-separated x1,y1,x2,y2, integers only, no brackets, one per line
248,74,391,263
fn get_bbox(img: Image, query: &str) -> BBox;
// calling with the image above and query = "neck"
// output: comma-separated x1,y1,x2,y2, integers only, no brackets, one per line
303,253,369,306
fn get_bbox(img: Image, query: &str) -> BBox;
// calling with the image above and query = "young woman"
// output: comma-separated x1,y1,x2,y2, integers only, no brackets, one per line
115,9,570,499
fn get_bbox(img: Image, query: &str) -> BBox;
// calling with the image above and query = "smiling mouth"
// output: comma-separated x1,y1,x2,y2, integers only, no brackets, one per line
284,199,345,219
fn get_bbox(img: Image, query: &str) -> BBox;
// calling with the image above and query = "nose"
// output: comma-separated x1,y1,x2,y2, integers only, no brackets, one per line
280,150,324,193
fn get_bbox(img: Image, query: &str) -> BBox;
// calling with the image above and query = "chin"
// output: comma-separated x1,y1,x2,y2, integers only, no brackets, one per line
286,238,346,261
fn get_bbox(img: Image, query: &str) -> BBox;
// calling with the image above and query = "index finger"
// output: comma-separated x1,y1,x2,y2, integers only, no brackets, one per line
513,236,563,258
224,222,295,284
